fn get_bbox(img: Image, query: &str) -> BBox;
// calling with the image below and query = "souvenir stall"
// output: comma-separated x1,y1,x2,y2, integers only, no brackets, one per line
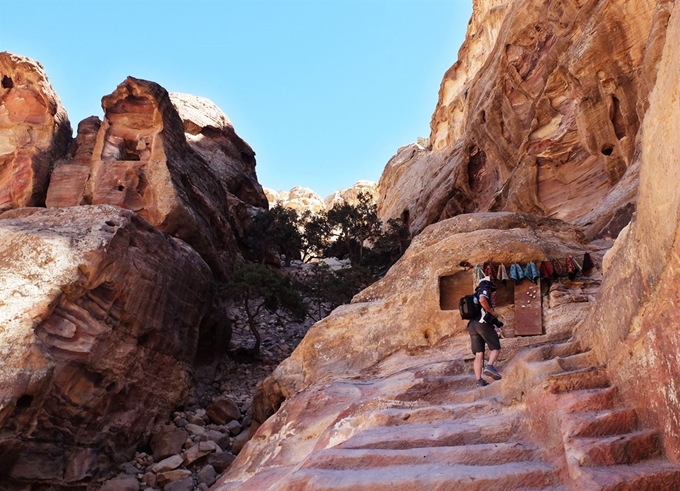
440,253,596,337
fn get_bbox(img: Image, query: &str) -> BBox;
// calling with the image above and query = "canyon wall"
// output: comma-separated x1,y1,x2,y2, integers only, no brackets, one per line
576,1,680,461
378,0,674,240
0,52,72,211
46,76,267,280
0,206,213,485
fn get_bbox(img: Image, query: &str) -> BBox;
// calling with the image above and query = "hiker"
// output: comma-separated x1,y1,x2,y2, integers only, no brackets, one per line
468,276,503,387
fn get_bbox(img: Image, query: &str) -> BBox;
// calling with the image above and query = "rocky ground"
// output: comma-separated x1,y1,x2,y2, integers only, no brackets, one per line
99,268,319,491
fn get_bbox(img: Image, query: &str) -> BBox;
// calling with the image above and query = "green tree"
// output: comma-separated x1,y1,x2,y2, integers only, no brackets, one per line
301,263,373,321
219,263,307,355
325,191,381,266
247,205,303,265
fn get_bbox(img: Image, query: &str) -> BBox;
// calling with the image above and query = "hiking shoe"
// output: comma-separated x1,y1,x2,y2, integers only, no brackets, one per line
476,379,489,387
483,364,502,380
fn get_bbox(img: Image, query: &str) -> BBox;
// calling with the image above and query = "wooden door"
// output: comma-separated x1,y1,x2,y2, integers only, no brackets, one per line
514,279,542,335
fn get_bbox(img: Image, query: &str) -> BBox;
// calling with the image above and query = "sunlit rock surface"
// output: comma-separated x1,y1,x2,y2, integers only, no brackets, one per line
0,52,71,211
378,0,673,240
576,2,680,463
0,205,213,487
264,181,378,215
46,77,267,279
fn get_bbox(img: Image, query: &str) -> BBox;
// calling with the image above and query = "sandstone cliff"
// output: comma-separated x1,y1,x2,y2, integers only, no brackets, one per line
216,0,680,489
0,52,72,211
0,205,213,486
46,77,267,280
378,0,673,241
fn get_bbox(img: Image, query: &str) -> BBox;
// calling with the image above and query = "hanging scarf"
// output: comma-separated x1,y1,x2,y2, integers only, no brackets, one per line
540,260,554,279
552,258,564,277
524,261,539,283
509,263,525,283
582,253,594,276
474,265,485,282
498,263,509,285
566,256,576,280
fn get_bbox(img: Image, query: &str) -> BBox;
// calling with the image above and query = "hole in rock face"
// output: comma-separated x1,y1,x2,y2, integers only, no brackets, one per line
1,75,13,89
105,220,116,227
601,145,614,156
16,394,33,409
117,185,125,192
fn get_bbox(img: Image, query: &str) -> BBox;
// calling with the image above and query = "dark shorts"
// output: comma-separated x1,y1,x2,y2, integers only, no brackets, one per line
468,319,501,354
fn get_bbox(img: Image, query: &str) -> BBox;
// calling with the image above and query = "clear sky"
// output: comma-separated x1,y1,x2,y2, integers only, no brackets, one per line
1,0,472,199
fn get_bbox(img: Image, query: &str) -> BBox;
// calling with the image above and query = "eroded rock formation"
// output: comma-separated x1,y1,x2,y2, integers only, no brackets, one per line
0,205,213,487
0,52,72,211
576,2,680,462
46,77,267,279
264,181,378,215
378,0,674,240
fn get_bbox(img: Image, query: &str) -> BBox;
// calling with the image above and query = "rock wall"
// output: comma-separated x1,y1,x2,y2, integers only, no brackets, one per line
576,0,680,462
254,212,591,419
0,52,72,211
46,77,267,280
264,181,378,215
378,0,674,240
0,205,213,487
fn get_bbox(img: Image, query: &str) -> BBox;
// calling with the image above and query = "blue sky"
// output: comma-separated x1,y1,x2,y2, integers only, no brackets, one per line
1,0,472,199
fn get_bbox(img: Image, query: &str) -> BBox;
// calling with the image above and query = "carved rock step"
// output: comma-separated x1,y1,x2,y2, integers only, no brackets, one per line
553,385,619,413
363,400,502,427
524,352,596,381
336,413,521,450
279,461,559,491
561,407,638,438
301,442,541,470
566,429,662,467
571,459,680,491
542,366,610,394
397,375,485,404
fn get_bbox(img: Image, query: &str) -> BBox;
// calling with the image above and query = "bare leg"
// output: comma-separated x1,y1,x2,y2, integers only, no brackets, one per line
488,349,500,367
474,352,485,380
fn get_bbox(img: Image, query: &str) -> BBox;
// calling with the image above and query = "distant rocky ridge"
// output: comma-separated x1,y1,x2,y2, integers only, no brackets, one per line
264,180,378,214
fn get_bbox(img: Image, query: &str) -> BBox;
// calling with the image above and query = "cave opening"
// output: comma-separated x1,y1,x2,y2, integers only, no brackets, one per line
601,145,614,156
1,75,13,89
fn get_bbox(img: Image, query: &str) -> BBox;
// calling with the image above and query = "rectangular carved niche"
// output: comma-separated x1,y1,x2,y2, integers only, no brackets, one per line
439,271,473,310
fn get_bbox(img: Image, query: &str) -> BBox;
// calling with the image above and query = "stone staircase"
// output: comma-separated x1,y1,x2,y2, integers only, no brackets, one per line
520,339,680,490
277,398,565,491
218,336,680,491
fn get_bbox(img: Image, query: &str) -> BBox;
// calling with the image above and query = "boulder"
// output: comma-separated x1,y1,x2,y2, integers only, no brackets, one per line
99,475,140,491
150,425,188,462
196,464,217,486
163,476,193,491
377,0,674,240
206,396,241,425
150,454,183,474
0,52,72,211
46,77,267,279
0,205,213,487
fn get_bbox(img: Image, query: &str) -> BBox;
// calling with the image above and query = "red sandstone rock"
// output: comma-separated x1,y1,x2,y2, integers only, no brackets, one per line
0,52,72,211
46,77,267,279
0,205,213,488
377,0,673,241
576,0,680,464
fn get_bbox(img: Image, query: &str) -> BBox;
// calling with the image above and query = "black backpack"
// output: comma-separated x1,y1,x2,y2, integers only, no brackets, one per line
459,293,481,320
